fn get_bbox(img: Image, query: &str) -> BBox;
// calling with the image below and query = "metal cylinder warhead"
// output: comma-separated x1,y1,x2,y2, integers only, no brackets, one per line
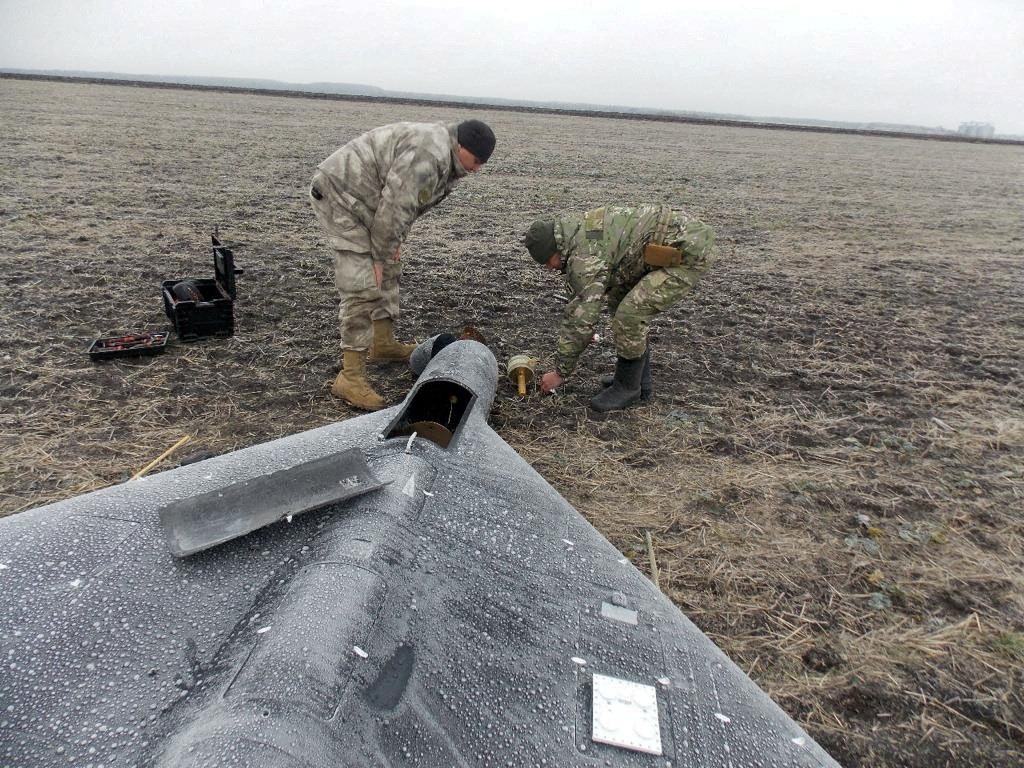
506,354,538,397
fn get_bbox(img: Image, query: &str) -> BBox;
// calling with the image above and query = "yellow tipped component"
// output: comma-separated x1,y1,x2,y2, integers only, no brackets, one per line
506,354,538,398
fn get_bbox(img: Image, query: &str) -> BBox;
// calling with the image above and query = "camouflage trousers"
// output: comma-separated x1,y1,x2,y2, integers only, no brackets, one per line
309,173,401,351
329,251,402,351
607,220,716,360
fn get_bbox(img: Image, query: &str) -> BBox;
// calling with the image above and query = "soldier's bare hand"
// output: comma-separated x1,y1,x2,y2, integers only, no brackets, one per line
540,371,563,394
391,246,401,262
373,262,384,289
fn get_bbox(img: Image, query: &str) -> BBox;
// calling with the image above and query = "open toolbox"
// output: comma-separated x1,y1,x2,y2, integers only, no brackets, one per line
162,235,242,341
88,332,169,361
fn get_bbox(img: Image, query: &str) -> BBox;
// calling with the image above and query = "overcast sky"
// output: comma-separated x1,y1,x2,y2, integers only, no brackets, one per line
2,0,1022,134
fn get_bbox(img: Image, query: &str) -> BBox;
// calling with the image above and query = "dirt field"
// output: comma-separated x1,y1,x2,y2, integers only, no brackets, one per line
1,77,1022,767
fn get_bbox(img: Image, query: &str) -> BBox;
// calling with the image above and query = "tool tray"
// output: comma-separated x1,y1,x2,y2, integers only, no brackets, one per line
162,235,242,341
88,332,169,361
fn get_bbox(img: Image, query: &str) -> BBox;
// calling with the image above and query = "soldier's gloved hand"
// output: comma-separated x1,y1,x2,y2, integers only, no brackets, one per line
540,371,563,394
373,262,384,290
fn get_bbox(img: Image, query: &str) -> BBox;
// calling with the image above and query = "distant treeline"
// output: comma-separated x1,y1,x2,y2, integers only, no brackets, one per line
3,71,1022,147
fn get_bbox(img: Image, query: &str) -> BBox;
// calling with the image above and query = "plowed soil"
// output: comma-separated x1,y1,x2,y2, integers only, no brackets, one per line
1,77,1022,767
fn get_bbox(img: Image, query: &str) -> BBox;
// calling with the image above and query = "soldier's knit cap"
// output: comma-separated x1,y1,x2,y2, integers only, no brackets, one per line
523,219,557,263
457,120,496,162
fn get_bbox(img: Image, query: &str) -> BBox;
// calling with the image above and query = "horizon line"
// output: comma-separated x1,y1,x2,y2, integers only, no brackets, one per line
2,69,1021,148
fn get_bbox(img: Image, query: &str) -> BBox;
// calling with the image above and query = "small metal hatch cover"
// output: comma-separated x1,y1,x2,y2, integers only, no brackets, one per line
591,673,663,755
159,448,386,557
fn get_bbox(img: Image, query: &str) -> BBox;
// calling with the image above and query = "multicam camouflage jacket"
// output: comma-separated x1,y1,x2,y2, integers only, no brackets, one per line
316,122,470,263
553,204,715,377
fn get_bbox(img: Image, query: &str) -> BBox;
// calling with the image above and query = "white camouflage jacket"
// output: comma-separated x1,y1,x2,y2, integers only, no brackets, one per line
316,122,470,263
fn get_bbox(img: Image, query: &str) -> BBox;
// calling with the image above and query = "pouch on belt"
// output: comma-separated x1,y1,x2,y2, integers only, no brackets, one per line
643,243,683,268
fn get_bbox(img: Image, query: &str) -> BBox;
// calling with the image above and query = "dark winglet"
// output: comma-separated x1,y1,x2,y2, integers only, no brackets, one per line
159,447,387,557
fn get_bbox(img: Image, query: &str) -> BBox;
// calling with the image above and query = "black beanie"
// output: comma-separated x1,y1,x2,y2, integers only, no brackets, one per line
523,220,557,263
457,120,496,163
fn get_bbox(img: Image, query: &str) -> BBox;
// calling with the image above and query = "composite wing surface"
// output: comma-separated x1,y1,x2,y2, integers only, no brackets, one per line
0,341,839,767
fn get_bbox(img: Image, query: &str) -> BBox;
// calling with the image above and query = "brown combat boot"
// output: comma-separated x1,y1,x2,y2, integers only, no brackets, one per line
369,318,417,363
331,350,386,411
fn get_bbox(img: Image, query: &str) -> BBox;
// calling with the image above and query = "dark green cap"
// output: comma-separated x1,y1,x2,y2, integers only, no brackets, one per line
523,219,557,263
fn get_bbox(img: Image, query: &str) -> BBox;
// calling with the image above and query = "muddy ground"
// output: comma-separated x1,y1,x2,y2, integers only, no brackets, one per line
1,78,1022,767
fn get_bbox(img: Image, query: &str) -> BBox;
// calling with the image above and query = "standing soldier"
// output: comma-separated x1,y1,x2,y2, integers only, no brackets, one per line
309,119,496,410
523,204,716,412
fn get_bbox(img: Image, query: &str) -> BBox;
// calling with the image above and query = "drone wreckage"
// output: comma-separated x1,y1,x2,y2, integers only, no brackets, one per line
0,340,839,767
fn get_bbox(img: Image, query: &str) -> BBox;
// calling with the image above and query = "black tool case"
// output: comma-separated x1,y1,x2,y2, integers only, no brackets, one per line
162,235,242,341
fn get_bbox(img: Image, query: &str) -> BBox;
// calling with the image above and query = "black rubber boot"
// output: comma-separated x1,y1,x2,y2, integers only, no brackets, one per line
601,349,652,401
591,355,646,412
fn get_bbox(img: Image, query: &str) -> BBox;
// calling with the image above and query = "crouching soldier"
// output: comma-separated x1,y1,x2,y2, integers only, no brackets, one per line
309,119,496,410
523,204,716,412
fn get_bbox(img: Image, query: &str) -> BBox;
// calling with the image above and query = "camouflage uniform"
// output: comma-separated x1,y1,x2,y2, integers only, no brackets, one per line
552,205,715,377
309,122,471,350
